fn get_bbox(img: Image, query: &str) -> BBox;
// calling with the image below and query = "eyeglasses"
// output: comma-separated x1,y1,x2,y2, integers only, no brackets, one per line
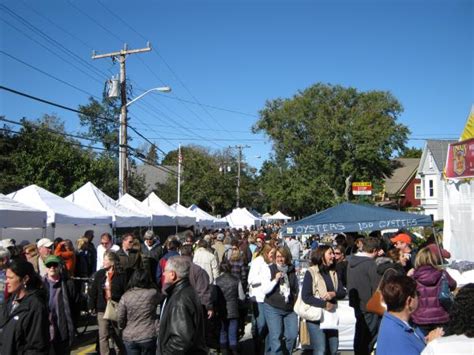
46,263,59,268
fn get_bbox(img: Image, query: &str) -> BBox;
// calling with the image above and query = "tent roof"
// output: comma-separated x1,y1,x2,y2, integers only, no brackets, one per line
66,182,150,228
282,202,432,235
270,211,291,220
0,193,47,228
187,204,229,229
142,193,195,227
117,194,175,227
224,207,261,229
8,185,112,226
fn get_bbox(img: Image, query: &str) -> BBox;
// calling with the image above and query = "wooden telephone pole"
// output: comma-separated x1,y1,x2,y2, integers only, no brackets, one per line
92,43,151,197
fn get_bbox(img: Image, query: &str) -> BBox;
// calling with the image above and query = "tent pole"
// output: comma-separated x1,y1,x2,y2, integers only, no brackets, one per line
432,227,445,267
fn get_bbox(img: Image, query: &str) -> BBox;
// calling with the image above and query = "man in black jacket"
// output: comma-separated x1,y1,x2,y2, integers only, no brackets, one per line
347,236,382,355
159,256,207,355
141,230,162,282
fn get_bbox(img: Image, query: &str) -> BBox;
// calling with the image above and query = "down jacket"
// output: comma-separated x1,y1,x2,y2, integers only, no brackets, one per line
411,265,456,325
117,287,161,342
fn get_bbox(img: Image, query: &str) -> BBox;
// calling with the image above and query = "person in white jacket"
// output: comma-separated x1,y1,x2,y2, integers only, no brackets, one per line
248,244,275,355
96,233,120,271
193,239,219,284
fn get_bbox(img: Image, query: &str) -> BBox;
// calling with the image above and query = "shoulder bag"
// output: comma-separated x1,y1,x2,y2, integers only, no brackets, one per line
365,268,395,316
438,272,454,311
293,267,322,321
103,299,119,321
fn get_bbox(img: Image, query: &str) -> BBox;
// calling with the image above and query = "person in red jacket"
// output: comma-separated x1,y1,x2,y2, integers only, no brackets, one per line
55,240,76,277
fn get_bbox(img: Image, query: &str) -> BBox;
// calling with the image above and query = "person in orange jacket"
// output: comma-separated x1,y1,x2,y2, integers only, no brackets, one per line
55,240,76,277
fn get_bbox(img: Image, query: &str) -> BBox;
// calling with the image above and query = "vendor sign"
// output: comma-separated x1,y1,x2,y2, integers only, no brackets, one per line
445,138,474,179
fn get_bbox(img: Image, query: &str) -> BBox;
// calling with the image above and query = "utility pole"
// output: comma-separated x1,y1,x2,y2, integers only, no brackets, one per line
92,43,152,198
234,145,250,208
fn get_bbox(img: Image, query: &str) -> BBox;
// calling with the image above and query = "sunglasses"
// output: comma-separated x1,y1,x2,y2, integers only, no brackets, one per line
334,252,342,255
46,263,59,268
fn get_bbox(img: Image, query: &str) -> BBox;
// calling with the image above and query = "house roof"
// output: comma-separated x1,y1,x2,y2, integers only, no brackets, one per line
385,158,420,195
135,164,179,194
426,140,457,171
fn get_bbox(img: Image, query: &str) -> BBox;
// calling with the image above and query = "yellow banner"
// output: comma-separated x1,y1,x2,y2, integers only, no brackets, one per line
460,105,474,141
352,182,372,187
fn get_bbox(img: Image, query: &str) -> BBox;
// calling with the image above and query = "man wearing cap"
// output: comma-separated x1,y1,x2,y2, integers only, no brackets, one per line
42,255,78,355
212,233,226,264
141,230,163,281
37,238,54,277
391,233,415,272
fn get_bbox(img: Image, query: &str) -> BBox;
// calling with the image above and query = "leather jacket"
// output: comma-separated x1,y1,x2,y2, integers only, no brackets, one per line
159,278,207,355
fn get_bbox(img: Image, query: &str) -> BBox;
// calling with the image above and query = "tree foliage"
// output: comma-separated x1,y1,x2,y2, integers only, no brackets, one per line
399,146,422,158
254,83,409,216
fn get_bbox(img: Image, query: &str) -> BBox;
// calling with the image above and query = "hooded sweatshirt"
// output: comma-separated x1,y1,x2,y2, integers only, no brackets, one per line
347,254,381,312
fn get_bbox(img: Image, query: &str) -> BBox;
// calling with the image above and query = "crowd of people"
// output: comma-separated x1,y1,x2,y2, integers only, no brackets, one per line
0,226,472,355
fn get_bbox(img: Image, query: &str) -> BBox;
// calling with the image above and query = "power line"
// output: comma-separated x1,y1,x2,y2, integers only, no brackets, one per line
0,50,99,98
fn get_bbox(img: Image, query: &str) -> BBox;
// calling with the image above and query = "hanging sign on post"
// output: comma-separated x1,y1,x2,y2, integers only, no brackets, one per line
352,182,372,195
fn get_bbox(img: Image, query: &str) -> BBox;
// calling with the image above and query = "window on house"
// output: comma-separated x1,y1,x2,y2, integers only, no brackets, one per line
429,180,434,197
429,155,434,169
415,184,422,199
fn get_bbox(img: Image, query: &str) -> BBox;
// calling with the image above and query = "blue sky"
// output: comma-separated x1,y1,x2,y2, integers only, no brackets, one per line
1,0,473,171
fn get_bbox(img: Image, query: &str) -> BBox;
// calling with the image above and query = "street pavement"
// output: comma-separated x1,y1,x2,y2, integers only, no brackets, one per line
71,321,354,355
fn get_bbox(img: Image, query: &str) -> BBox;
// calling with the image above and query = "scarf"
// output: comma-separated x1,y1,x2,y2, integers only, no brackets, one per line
276,264,290,303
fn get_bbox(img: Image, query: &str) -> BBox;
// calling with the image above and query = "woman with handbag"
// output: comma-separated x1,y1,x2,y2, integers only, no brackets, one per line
301,245,346,355
88,250,127,355
411,247,456,336
261,246,299,355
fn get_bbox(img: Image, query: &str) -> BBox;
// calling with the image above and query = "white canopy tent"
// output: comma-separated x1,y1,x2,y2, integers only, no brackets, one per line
0,193,47,228
171,203,214,229
117,193,175,227
269,211,292,221
142,193,195,227
7,185,112,242
224,207,262,229
66,182,150,228
188,204,228,229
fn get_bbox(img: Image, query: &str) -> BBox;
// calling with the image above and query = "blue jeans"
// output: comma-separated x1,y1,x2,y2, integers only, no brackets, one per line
123,338,156,355
252,302,270,354
220,318,239,349
263,303,298,355
307,321,339,355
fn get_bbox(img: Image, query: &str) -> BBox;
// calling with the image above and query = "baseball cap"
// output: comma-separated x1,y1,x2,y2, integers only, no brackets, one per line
216,233,225,241
44,255,62,267
390,233,412,245
37,238,54,249
1,239,15,248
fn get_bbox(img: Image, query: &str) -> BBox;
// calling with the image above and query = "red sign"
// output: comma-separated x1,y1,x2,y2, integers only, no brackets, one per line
445,138,474,179
352,182,372,195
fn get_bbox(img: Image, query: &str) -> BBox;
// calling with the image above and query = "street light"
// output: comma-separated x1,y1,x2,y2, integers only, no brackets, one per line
119,86,172,198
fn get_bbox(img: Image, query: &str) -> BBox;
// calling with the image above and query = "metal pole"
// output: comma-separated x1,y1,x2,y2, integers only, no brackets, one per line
236,147,241,208
177,144,181,205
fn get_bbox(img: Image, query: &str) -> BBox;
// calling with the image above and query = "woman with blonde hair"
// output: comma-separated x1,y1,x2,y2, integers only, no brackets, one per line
411,246,457,335
23,243,39,273
88,250,127,354
248,244,275,354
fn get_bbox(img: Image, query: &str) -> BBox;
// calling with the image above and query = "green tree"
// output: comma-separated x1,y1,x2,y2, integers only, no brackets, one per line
399,146,422,158
254,83,409,216
0,115,116,196
154,145,259,216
